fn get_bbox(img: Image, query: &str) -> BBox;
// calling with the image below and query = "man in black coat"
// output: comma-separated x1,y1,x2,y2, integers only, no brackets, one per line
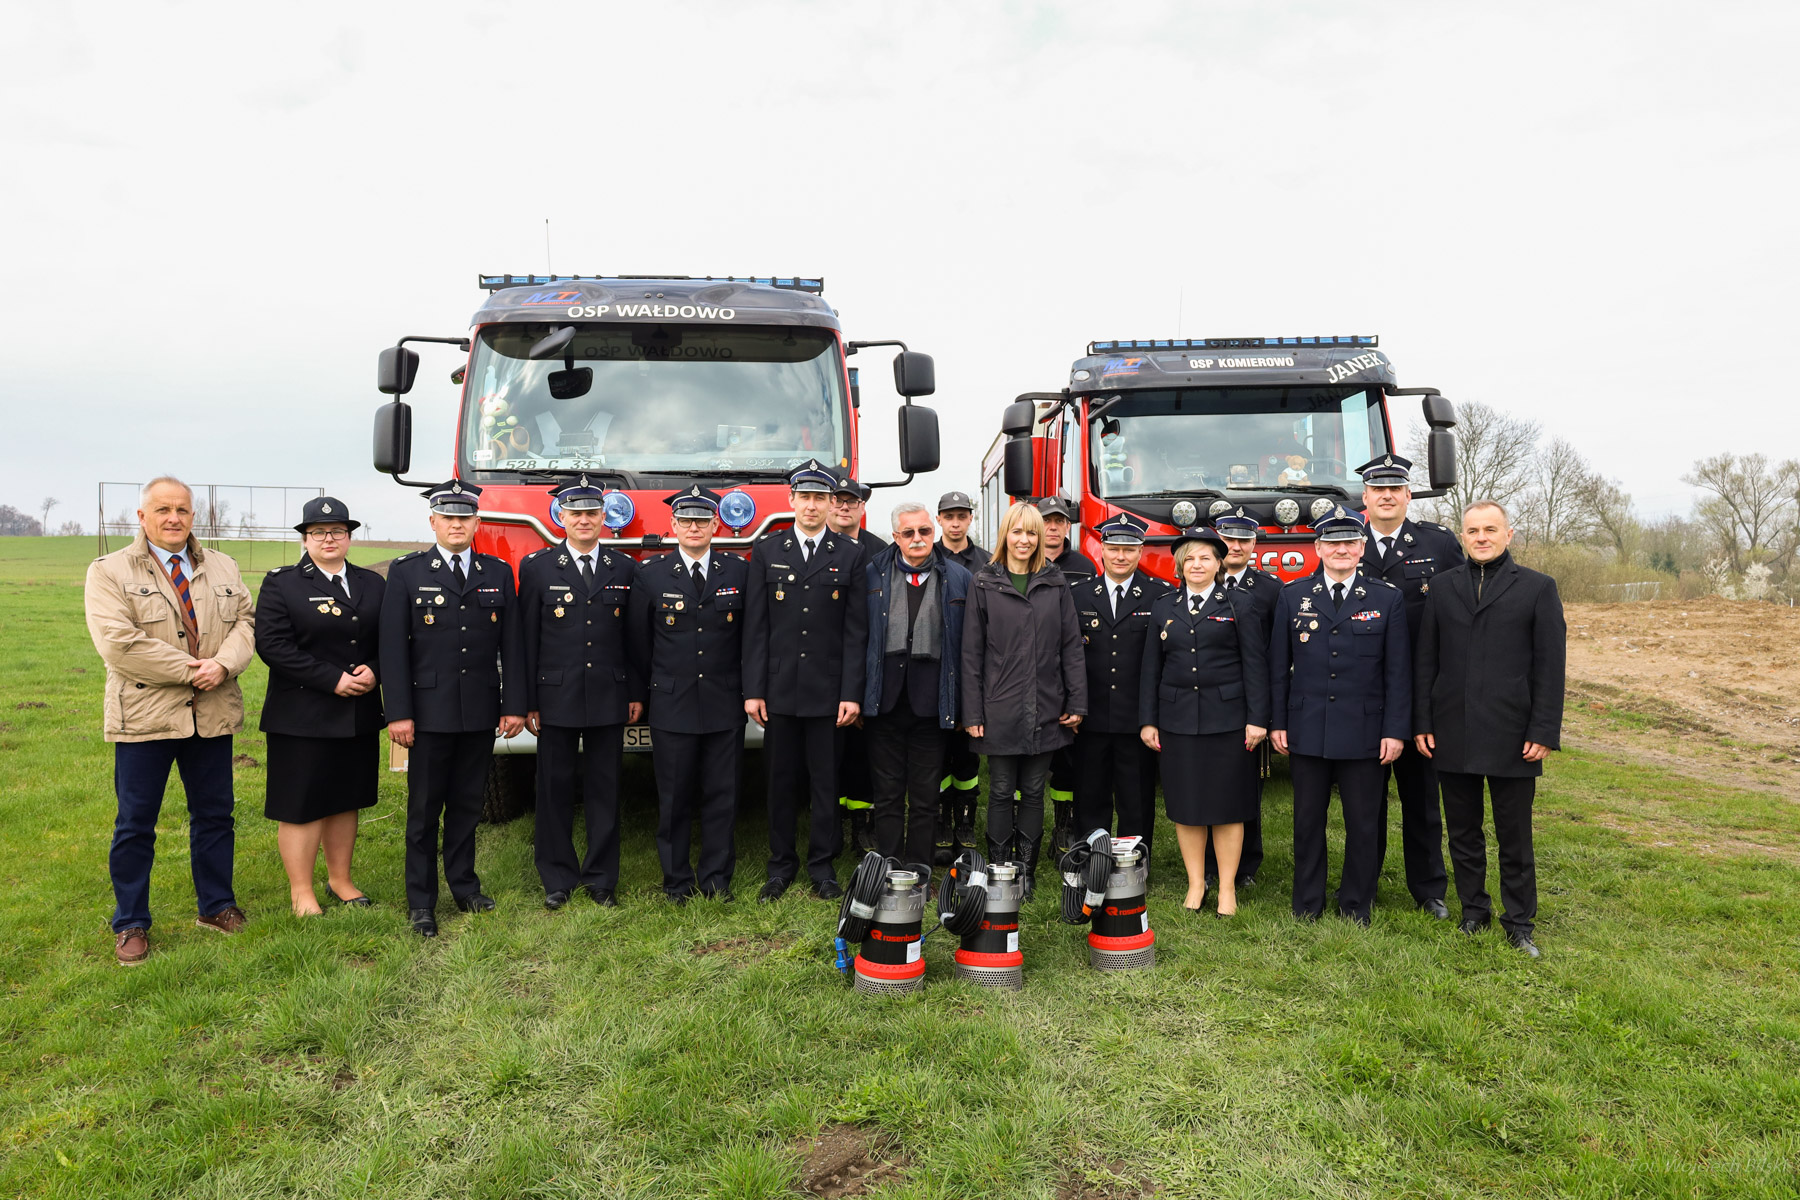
1034,495,1096,858
519,477,640,910
933,489,987,864
1204,508,1282,888
744,461,867,901
1269,507,1410,926
627,485,750,903
1072,514,1171,868
379,482,526,936
1414,500,1566,958
1357,454,1462,918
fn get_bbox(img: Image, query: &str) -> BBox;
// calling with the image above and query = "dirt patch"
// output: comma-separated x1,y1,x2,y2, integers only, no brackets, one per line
1565,598,1800,795
1055,1158,1157,1200
64,667,86,674
332,1066,356,1091
13,701,48,710
795,1125,908,1198
232,754,260,769
692,934,782,958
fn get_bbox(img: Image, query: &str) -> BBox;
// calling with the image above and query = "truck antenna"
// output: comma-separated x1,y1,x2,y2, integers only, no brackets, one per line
544,218,553,277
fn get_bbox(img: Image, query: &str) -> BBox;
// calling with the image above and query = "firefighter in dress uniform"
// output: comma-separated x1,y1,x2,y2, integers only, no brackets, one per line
1356,453,1459,919
933,489,987,865
627,485,750,903
1203,508,1282,890
1033,495,1096,862
744,460,867,902
1071,514,1172,870
1268,507,1411,926
519,476,640,910
379,482,525,937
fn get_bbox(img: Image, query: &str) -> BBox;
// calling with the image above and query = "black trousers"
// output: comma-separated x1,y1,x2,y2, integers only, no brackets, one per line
985,751,1053,852
1289,754,1385,921
1206,745,1267,883
1073,730,1158,862
866,709,943,867
1440,772,1537,936
534,723,623,894
837,722,872,807
651,727,742,897
1048,743,1077,803
405,730,492,911
941,728,980,789
1377,741,1449,904
764,713,842,885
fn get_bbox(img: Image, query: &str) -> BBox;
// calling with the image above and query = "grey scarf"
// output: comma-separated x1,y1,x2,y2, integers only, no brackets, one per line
886,559,942,662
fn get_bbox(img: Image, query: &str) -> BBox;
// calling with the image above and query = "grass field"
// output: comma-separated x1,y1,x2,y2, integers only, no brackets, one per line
2,536,1797,1199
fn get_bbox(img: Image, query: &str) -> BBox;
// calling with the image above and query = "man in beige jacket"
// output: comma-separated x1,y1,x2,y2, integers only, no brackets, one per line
85,477,257,965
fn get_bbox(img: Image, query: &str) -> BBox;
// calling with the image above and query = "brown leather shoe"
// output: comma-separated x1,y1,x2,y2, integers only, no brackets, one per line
196,905,247,934
115,927,150,966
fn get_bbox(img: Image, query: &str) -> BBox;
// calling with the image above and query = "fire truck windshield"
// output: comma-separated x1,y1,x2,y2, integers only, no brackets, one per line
1095,387,1390,500
460,324,846,478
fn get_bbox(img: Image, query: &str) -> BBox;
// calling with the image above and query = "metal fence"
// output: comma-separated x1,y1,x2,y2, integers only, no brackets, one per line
97,481,323,558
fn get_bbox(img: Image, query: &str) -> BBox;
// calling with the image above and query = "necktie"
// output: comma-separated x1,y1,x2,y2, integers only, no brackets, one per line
1223,574,1237,591
803,538,815,562
168,554,197,625
1190,592,1203,614
1332,581,1345,607
1380,536,1394,561
329,573,349,603
451,554,466,590
691,561,705,591
1114,584,1124,616
579,554,594,589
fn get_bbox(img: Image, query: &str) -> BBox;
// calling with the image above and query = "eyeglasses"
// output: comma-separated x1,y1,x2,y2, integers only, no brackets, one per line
672,517,714,529
306,529,351,541
895,527,933,540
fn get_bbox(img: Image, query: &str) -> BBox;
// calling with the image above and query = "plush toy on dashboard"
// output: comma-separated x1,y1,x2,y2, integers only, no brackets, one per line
479,396,531,457
1278,453,1310,486
1227,463,1256,486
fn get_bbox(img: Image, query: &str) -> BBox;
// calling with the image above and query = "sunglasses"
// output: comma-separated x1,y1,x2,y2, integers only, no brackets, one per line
895,526,933,540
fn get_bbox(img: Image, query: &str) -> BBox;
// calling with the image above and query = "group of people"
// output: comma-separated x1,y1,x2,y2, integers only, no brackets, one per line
84,456,1564,966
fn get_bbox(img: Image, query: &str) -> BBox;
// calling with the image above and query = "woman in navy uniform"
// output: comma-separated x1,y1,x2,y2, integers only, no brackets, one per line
1139,528,1269,916
378,482,526,937
626,485,750,904
254,497,385,915
1269,507,1411,926
519,477,640,910
1072,514,1171,871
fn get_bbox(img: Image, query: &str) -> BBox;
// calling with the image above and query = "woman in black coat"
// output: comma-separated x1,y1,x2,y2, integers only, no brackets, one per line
254,498,386,915
961,501,1087,895
1140,529,1269,915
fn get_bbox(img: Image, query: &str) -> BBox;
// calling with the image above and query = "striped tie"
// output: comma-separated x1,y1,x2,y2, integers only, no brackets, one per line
168,554,197,625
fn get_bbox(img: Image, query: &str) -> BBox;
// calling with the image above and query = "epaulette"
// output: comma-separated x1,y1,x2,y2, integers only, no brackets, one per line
266,566,285,575
393,550,418,562
523,548,544,560
1374,577,1399,589
1424,522,1454,536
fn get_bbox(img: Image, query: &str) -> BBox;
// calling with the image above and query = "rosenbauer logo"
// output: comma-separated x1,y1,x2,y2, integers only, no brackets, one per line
563,303,737,320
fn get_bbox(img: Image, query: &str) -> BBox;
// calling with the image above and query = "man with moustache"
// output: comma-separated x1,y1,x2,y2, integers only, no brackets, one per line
744,461,867,901
1414,501,1566,958
519,476,640,910
1356,454,1461,919
380,482,526,937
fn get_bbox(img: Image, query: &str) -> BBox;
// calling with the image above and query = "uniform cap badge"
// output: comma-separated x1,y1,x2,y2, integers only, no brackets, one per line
321,502,332,514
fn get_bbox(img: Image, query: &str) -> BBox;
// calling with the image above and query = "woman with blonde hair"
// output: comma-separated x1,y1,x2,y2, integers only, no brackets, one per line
1140,528,1268,916
960,501,1087,897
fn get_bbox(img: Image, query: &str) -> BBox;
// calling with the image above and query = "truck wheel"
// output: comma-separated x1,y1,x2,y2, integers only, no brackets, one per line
481,756,536,824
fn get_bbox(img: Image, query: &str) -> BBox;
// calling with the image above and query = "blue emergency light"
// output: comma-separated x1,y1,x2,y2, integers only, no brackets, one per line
718,490,757,531
1086,335,1379,354
479,274,825,294
601,491,635,531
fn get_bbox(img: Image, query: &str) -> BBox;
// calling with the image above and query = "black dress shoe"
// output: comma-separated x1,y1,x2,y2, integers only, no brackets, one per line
1508,931,1541,959
666,890,691,907
1458,916,1491,935
1343,911,1372,928
409,909,438,938
455,893,496,913
1419,898,1451,920
587,888,617,908
812,879,844,900
325,885,374,907
543,890,571,910
758,879,790,903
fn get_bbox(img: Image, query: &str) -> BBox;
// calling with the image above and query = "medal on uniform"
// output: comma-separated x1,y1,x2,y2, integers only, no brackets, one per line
424,613,434,625
787,573,796,581
666,615,676,625
675,601,685,611
776,589,785,601
1422,582,1430,593
1299,632,1309,642
434,594,445,606
554,606,565,618
727,612,733,622
330,607,342,616
564,592,574,603
1309,620,1318,630
491,611,498,622
317,603,331,613
1091,618,1100,628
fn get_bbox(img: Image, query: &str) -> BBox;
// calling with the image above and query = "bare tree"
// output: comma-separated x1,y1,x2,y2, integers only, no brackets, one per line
1408,400,1540,524
55,519,85,536
40,497,58,530
1518,436,1598,547
1682,453,1800,574
1583,475,1639,563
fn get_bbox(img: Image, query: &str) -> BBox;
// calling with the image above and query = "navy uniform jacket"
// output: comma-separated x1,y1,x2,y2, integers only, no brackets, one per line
378,548,524,732
1047,545,1098,581
1140,586,1271,736
1360,517,1463,648
942,541,988,577
744,528,867,717
1221,565,1282,648
627,549,749,735
518,542,638,728
1269,570,1410,759
255,555,386,739
1073,571,1172,733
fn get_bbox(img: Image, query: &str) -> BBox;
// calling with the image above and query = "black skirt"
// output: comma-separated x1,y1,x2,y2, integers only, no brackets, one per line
1160,729,1258,826
263,731,380,823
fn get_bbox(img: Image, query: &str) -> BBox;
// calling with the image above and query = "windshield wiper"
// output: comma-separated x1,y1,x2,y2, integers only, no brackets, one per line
1227,482,1350,495
1111,487,1224,500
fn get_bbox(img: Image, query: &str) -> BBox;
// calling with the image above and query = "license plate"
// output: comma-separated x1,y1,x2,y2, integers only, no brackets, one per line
624,725,653,749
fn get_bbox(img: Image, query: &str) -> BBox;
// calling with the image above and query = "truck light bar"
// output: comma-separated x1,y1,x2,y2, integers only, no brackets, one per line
1087,335,1378,354
479,274,824,295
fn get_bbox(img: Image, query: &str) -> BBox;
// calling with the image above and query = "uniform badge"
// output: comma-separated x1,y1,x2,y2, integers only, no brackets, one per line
666,615,676,625
491,611,498,622
330,607,342,616
554,606,565,618
832,590,839,600
564,592,574,603
727,612,734,622
1091,618,1100,628
614,607,621,617
434,594,445,606
776,589,785,601
424,613,434,625
430,559,440,570
787,573,796,582
1354,586,1366,597
1309,620,1318,630
1403,532,1414,544
675,600,685,611
557,554,569,566
1421,582,1430,594
317,603,331,614
1299,632,1310,642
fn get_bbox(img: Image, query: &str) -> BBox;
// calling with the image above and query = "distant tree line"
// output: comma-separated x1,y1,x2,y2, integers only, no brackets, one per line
1411,403,1799,602
0,501,83,537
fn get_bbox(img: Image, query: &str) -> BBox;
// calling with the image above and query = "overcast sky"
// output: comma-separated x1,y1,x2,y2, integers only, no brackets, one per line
5,0,1795,541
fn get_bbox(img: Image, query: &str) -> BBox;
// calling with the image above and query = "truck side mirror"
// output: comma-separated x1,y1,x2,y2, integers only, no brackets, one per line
1428,428,1457,489
1422,392,1457,429
893,351,936,398
378,346,420,396
999,400,1037,439
1003,438,1035,498
897,405,941,475
373,401,413,475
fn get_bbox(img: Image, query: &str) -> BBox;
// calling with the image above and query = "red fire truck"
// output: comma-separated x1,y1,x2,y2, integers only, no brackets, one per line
370,274,940,815
981,335,1458,584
